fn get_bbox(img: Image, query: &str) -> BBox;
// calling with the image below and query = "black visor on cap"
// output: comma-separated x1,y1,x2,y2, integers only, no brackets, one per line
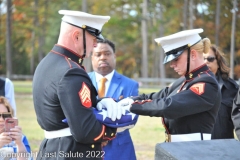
163,44,189,64
83,25,103,40
62,21,103,39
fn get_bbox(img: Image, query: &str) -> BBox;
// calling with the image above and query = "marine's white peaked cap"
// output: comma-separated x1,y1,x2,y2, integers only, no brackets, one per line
155,28,203,53
59,10,110,39
155,28,203,64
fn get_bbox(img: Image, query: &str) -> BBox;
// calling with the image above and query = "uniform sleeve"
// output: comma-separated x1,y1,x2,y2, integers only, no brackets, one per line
131,82,220,119
5,78,17,116
132,86,169,101
58,68,116,144
232,87,240,140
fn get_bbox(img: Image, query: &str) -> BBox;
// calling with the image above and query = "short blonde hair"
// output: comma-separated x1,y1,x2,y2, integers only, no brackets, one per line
0,96,13,116
191,38,211,54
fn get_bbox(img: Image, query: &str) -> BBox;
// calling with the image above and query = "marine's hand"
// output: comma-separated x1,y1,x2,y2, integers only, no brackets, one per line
97,98,122,121
118,97,134,115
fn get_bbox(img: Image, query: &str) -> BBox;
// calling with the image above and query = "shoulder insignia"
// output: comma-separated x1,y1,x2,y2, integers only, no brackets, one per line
190,83,205,95
79,82,92,108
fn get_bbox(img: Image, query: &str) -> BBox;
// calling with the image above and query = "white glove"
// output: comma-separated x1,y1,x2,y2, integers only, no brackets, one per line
97,98,122,121
117,124,135,133
118,97,134,115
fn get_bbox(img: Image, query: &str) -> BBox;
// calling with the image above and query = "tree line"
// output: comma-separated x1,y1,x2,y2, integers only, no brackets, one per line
0,0,239,80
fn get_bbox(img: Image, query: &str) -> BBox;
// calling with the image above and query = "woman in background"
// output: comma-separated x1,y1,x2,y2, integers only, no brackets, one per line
203,44,239,139
0,96,31,160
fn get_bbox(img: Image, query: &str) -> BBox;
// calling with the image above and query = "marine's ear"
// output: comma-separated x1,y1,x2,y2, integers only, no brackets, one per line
190,49,198,61
72,29,82,43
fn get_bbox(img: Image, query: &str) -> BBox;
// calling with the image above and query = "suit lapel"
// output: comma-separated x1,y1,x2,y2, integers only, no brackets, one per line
106,72,121,98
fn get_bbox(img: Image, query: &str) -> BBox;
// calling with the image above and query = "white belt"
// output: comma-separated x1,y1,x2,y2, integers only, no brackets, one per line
44,127,72,139
171,133,211,142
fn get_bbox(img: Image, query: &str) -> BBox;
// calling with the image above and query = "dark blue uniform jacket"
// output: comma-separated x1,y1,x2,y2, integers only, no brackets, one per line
33,45,116,160
131,64,221,135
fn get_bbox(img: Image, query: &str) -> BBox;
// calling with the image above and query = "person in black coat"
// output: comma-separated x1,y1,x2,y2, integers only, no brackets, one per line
32,10,123,160
232,86,240,140
117,29,221,142
203,44,239,139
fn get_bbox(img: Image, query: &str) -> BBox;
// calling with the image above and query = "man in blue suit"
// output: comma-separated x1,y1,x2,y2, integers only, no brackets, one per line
88,39,139,160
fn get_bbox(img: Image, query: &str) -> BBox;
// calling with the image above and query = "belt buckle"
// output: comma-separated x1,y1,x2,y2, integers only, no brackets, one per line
165,133,171,142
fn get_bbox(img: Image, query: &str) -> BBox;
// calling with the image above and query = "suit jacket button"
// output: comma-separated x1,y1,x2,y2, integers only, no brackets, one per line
91,144,94,148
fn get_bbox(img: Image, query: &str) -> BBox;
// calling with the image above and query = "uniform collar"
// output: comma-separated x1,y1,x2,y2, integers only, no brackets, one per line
185,64,209,81
52,44,84,65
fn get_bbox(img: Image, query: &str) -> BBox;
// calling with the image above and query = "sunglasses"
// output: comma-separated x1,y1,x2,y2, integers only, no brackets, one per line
0,113,12,119
204,56,216,62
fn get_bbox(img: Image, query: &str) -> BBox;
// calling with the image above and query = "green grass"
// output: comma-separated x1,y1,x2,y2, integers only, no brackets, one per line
15,96,44,152
13,81,165,160
12,80,32,94
139,87,160,94
130,116,165,159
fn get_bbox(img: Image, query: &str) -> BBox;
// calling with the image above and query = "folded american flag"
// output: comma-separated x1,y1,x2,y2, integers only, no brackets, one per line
62,108,138,128
92,108,138,128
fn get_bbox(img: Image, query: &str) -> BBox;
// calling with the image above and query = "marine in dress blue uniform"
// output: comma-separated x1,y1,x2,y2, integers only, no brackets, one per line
33,10,118,160
120,29,221,142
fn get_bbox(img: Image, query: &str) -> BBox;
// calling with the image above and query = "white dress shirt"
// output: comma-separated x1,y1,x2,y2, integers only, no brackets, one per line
95,70,115,97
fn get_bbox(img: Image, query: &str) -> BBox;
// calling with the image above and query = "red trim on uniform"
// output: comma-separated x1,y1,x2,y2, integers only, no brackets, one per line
51,49,82,69
103,136,116,141
55,44,84,59
51,50,72,68
71,61,81,68
161,117,170,134
79,82,92,108
94,125,105,141
186,78,195,82
51,50,64,57
177,81,187,92
190,83,205,95
65,57,72,68
205,71,211,76
132,99,152,104
198,70,211,78
189,64,206,73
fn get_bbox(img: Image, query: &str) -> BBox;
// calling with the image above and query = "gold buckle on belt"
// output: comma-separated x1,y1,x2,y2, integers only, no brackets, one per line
165,133,171,142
